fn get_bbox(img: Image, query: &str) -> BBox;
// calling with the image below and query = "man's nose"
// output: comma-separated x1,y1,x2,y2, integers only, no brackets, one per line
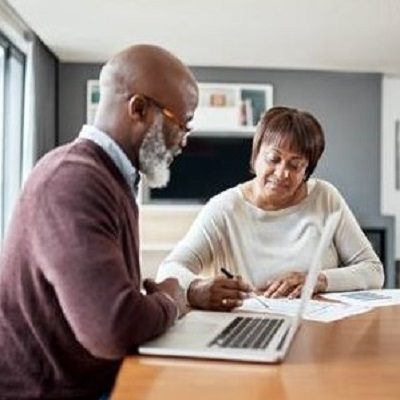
180,131,190,148
180,135,188,148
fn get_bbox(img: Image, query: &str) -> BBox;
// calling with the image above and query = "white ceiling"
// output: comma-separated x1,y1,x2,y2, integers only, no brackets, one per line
6,0,400,74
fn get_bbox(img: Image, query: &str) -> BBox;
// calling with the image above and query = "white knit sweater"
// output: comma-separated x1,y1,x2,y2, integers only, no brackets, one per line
157,179,384,294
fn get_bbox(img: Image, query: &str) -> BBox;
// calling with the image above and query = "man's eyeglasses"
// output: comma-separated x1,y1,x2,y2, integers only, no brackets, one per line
128,94,191,137
153,100,191,135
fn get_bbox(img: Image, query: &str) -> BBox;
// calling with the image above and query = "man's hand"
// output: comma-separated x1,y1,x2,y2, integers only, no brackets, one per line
187,275,253,311
262,272,328,299
143,278,187,318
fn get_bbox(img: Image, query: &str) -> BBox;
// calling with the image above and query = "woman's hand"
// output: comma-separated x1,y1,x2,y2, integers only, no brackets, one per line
188,274,253,311
262,272,327,299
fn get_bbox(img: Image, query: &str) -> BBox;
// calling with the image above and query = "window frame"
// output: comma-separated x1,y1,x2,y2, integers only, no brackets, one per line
0,30,26,241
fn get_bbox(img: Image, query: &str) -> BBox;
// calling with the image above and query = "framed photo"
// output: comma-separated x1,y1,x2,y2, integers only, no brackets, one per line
86,80,100,124
240,87,271,126
193,83,273,134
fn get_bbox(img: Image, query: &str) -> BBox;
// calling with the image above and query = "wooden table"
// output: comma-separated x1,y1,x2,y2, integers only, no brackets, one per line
111,306,400,400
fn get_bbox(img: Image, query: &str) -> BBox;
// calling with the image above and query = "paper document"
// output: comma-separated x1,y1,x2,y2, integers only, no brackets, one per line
236,296,372,323
322,289,400,308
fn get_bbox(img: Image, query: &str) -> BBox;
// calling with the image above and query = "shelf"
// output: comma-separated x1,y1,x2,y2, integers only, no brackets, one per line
192,82,273,133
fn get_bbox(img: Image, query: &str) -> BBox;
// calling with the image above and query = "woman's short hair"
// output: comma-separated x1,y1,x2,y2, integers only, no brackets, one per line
250,106,325,180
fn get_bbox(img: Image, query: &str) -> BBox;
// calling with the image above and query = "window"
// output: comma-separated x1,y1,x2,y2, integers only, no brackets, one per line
0,42,4,236
0,32,26,241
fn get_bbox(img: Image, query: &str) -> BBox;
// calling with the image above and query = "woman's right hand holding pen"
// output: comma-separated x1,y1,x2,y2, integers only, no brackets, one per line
187,268,253,311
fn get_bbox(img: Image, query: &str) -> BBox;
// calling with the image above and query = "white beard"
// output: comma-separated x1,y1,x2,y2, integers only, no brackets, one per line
138,113,180,188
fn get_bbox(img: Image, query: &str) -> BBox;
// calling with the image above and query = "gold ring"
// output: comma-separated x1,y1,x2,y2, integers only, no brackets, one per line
222,298,228,306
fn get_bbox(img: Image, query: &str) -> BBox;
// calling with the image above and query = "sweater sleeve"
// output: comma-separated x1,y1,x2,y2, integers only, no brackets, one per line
30,161,176,360
157,199,225,295
322,187,385,292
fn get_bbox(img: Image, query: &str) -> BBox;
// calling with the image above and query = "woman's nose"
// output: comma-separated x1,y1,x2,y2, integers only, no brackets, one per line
274,162,289,178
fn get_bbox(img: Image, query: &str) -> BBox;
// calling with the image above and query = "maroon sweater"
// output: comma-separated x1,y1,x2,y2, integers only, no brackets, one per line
0,139,176,399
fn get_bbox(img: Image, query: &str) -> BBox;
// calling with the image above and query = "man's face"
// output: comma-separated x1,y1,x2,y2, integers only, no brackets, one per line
137,81,198,188
138,111,182,188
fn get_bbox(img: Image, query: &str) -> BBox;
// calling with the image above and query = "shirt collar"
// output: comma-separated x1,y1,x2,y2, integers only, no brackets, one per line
78,124,140,197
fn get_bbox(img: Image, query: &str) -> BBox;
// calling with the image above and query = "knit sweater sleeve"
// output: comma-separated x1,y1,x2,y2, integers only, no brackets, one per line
30,158,176,360
321,184,385,291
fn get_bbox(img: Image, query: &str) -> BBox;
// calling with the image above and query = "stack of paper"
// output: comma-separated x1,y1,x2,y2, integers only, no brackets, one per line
236,296,372,323
321,289,400,308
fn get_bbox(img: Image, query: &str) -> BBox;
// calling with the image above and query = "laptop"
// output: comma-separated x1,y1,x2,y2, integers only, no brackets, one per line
139,211,341,363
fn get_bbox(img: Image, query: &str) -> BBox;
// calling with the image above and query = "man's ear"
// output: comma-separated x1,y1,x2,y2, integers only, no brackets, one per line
127,94,148,120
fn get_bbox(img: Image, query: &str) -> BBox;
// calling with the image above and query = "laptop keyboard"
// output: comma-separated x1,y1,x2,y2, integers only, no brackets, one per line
208,316,285,350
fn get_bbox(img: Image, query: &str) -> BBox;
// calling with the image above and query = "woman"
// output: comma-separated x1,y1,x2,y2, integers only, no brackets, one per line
157,106,384,311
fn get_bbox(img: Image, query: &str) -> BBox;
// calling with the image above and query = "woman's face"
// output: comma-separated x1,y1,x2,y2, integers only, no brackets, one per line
253,141,309,206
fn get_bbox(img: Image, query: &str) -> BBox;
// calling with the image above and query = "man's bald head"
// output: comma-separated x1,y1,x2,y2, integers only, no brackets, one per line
93,44,198,178
98,44,198,124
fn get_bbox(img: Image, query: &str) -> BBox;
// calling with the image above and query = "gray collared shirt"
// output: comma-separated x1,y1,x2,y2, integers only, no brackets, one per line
78,125,139,198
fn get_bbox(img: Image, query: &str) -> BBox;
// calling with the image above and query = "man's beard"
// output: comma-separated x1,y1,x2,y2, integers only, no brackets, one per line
138,113,181,188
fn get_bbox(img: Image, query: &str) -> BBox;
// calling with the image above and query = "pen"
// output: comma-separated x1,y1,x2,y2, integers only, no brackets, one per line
220,267,234,279
220,268,269,309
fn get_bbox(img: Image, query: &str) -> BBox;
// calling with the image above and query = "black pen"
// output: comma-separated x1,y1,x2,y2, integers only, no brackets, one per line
220,267,269,309
220,267,234,279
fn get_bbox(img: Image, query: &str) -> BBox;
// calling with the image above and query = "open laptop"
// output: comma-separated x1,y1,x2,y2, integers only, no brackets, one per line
139,211,341,363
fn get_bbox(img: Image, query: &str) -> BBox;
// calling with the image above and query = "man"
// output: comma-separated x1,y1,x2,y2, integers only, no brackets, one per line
0,44,198,399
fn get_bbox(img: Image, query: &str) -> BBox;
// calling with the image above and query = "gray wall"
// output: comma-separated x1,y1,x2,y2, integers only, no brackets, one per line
58,63,396,286
58,64,382,220
58,63,102,145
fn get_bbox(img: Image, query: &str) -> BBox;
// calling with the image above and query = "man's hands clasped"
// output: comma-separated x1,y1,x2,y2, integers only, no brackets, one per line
144,278,188,318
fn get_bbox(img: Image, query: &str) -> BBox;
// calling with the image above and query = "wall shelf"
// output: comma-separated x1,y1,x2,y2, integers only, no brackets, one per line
192,82,273,134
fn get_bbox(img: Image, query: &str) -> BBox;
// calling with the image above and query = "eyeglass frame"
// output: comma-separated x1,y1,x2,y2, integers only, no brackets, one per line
127,93,192,139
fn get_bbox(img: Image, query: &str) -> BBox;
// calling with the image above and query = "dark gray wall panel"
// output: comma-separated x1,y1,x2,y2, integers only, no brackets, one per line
58,63,101,144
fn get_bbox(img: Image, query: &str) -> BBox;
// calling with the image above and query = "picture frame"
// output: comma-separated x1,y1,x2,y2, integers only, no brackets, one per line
192,83,273,135
86,79,100,124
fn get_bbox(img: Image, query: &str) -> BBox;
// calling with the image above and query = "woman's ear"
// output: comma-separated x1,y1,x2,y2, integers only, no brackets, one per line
127,94,148,120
